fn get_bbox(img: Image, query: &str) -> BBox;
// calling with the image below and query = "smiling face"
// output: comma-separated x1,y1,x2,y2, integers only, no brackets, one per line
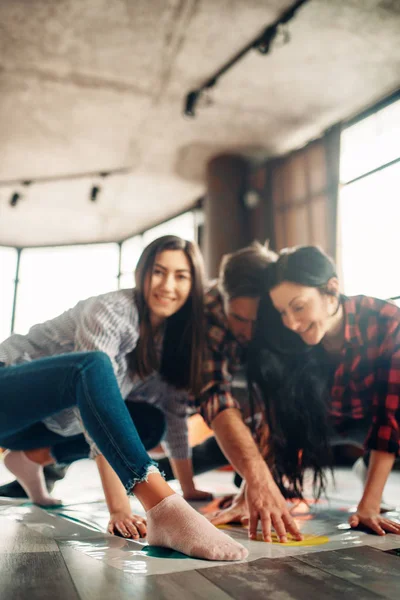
144,249,192,328
269,280,339,346
226,296,260,346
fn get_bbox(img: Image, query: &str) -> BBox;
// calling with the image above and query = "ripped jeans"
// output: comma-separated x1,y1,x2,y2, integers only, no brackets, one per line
0,352,158,492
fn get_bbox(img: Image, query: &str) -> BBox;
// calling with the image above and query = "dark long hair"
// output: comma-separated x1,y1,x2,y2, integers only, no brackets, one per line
248,246,339,498
129,235,205,396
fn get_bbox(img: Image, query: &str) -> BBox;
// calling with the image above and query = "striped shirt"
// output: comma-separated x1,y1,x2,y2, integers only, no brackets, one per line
0,289,190,460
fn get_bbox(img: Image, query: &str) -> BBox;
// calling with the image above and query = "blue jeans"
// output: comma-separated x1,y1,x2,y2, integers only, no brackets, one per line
0,402,166,465
0,352,158,491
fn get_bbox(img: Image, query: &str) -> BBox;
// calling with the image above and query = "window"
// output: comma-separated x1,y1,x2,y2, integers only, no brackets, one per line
120,235,143,289
14,244,119,334
338,98,400,300
0,247,18,341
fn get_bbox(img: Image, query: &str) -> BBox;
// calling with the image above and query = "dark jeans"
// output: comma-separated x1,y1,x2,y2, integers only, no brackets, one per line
0,402,166,464
0,352,159,491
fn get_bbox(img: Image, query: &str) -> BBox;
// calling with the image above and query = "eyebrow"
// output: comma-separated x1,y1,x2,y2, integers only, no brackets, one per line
230,312,256,323
154,262,191,274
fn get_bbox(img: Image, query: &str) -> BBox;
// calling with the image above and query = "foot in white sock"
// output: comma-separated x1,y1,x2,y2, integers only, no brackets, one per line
146,494,248,561
3,451,62,506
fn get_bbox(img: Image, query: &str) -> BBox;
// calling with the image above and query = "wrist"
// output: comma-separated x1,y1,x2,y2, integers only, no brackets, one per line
108,499,131,514
181,483,196,493
244,459,274,486
357,494,381,513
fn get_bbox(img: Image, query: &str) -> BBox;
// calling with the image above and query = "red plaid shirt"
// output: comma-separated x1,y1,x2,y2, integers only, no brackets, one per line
329,295,400,456
197,284,246,425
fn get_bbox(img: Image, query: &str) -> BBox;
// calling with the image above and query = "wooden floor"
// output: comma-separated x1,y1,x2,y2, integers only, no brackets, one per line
1,515,399,600
0,464,399,600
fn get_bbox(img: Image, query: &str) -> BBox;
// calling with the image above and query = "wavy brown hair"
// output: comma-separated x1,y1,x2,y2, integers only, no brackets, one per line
129,235,205,396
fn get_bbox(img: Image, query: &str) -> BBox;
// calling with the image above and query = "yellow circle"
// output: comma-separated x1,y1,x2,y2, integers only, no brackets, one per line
256,532,329,546
216,524,329,546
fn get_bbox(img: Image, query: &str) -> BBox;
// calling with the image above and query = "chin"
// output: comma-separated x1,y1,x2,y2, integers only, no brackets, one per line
300,332,321,346
306,338,320,346
155,308,174,319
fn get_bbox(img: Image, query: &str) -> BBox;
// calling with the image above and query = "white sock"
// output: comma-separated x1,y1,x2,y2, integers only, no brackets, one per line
3,450,61,506
146,494,248,561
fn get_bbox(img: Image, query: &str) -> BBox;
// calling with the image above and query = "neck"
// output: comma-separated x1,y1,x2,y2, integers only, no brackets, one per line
322,302,345,353
149,314,165,333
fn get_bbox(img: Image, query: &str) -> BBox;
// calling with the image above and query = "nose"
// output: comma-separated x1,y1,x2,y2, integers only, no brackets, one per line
241,321,253,342
160,272,175,292
284,312,301,332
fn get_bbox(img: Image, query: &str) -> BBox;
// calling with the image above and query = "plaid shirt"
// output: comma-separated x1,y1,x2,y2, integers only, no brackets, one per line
329,295,400,456
197,283,246,425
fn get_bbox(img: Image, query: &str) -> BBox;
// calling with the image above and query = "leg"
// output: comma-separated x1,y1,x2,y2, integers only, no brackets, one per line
125,402,166,452
0,423,75,505
0,402,166,499
0,464,68,498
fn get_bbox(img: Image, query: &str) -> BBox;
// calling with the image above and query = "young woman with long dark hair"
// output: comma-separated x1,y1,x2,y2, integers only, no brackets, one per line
0,235,247,561
251,245,400,537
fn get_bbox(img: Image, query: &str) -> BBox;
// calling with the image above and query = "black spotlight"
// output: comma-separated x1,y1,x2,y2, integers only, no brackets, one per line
90,185,101,202
256,28,277,54
10,192,21,207
184,90,200,117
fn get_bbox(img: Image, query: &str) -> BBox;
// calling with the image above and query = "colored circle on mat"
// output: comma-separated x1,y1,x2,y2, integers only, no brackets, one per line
217,524,329,546
256,532,329,546
142,545,189,559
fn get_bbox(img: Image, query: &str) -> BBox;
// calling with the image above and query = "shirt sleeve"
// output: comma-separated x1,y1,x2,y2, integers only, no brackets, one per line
161,392,191,460
366,322,400,456
74,295,137,385
197,343,241,426
73,296,139,459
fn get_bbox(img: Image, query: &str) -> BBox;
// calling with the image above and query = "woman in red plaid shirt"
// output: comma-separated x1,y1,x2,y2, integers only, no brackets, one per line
251,245,400,537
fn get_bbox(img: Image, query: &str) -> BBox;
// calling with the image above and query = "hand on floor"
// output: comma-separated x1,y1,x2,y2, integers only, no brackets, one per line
349,507,400,536
205,493,249,526
183,487,213,501
245,476,303,543
108,511,147,539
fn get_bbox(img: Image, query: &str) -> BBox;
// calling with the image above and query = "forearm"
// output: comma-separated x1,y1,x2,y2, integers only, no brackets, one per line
95,454,131,514
211,408,273,484
359,450,395,510
169,458,196,493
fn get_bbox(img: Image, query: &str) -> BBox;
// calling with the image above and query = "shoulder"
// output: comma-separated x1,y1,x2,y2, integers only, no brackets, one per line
78,289,139,325
346,295,400,340
204,282,231,349
204,282,225,322
346,295,400,319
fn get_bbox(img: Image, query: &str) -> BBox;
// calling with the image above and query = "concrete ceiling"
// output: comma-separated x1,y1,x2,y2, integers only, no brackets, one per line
0,0,399,247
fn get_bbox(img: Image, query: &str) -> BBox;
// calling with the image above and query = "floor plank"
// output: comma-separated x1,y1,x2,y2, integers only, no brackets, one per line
200,557,383,600
0,516,59,554
0,551,80,600
149,570,234,600
59,544,231,600
297,545,400,600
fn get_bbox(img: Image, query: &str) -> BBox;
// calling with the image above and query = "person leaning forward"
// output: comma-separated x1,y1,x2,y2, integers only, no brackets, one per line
195,242,303,543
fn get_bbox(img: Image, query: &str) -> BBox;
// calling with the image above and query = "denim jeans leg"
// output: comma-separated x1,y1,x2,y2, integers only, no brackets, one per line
0,352,158,492
0,400,166,466
51,403,165,464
